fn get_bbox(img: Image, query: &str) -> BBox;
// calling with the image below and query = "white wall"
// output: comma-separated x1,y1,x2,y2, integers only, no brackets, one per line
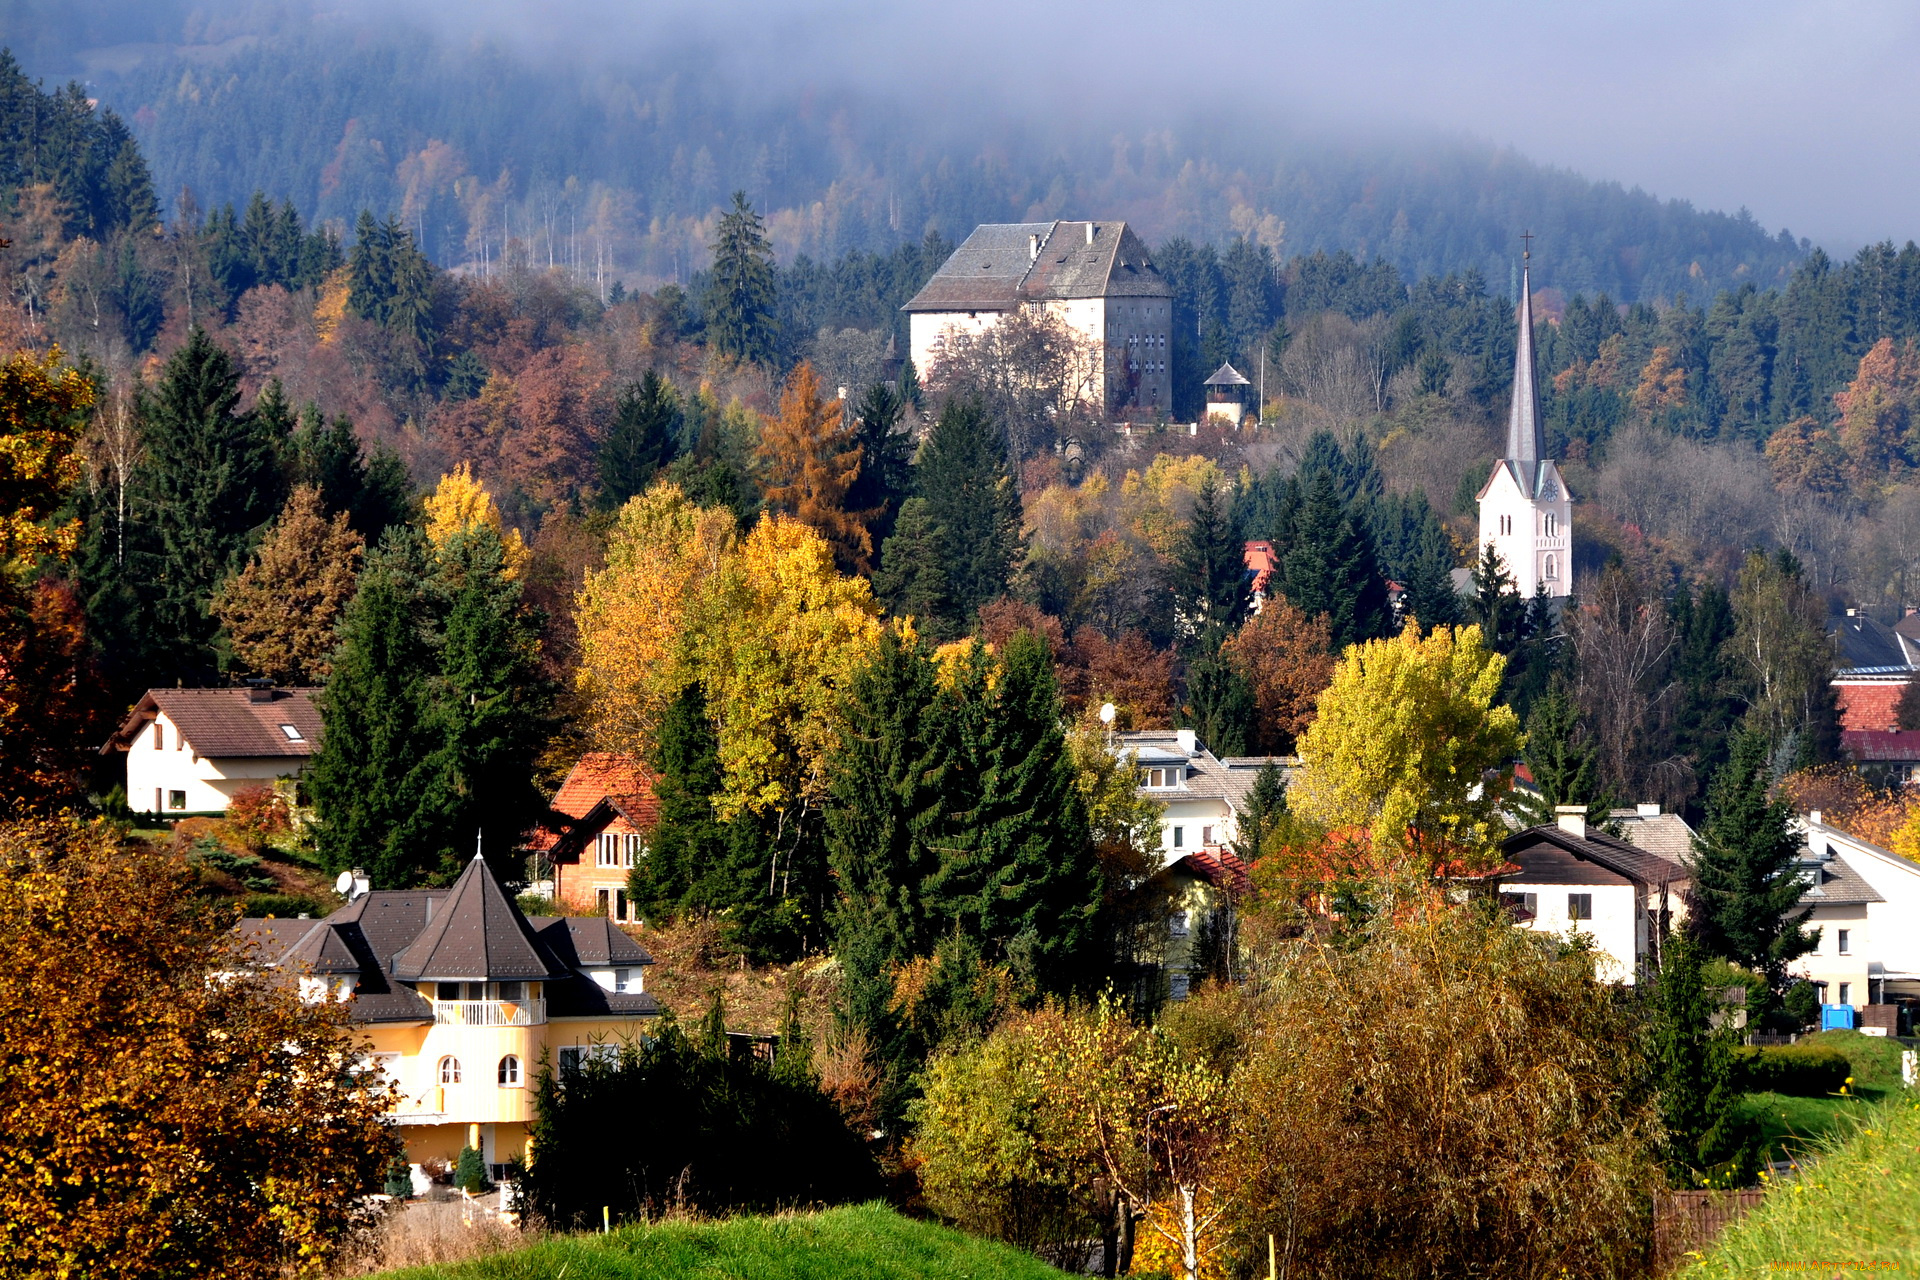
1796,823,1920,1003
909,310,1005,384
125,713,304,816
1477,466,1573,599
1506,880,1641,984
910,294,1172,420
1150,795,1236,863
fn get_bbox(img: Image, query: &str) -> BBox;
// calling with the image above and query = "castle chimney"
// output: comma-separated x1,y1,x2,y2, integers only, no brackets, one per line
1085,222,1096,245
1029,234,1039,262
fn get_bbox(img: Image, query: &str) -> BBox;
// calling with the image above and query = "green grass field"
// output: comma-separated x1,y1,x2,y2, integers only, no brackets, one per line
1680,1091,1920,1276
1741,1030,1909,1162
377,1202,1070,1280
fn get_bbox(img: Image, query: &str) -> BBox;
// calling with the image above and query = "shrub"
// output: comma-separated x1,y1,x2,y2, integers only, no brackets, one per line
454,1145,491,1194
242,892,328,918
225,784,292,850
1733,1044,1851,1096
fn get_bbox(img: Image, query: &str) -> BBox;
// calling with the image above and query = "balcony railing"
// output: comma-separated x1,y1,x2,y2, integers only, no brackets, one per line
433,998,545,1027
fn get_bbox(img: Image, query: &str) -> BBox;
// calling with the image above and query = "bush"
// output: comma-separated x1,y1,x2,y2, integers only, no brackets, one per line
225,784,292,850
242,892,328,918
455,1144,491,1194
1733,1044,1851,1096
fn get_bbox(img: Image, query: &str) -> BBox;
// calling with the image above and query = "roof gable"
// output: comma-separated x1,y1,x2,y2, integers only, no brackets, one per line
1502,824,1690,888
104,687,322,757
903,220,1169,313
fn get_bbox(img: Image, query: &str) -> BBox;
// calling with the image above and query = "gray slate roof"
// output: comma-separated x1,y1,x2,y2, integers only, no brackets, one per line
103,687,322,757
391,853,569,981
1799,852,1884,907
1114,730,1292,815
1204,362,1251,387
1606,809,1697,866
903,220,1170,313
236,855,661,1024
1507,262,1544,467
1830,613,1918,671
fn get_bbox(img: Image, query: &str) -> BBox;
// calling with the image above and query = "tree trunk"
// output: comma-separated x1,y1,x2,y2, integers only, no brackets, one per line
1179,1184,1199,1280
1117,1192,1138,1276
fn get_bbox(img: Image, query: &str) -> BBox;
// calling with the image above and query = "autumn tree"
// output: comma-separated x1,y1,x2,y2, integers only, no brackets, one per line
422,461,530,577
0,817,395,1276
1290,621,1521,872
213,486,363,684
0,346,90,570
759,361,870,572
704,192,778,366
1069,628,1177,730
1833,337,1920,476
1728,549,1839,764
1220,600,1335,755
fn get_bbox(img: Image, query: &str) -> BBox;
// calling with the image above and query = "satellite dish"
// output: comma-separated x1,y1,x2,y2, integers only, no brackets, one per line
334,871,354,896
1099,702,1117,725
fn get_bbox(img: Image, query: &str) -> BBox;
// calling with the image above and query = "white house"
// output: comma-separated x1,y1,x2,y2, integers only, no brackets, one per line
1498,809,1691,985
1113,729,1279,863
902,220,1174,419
1790,814,1920,1030
102,686,321,818
1475,250,1573,601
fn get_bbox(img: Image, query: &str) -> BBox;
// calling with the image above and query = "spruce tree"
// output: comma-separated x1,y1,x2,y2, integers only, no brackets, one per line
130,327,288,683
1467,540,1527,653
1176,474,1249,644
1183,650,1255,758
703,192,778,366
633,684,731,921
1648,933,1758,1184
872,498,956,637
1277,467,1389,651
911,396,1022,629
598,371,681,509
1688,728,1819,1006
1512,682,1612,826
1232,761,1289,861
923,632,1105,995
845,381,913,546
291,404,414,545
1670,581,1741,810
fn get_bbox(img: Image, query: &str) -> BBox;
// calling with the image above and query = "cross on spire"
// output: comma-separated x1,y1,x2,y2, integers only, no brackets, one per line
1521,229,1533,261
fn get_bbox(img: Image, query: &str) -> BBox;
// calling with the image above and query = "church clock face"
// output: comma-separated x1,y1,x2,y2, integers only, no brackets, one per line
1539,477,1559,500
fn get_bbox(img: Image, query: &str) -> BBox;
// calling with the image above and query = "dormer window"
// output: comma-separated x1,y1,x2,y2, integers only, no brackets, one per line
279,724,304,741
1143,766,1182,789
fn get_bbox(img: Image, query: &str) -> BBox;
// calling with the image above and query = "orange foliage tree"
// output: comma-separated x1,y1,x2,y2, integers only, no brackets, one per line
0,818,396,1276
758,361,870,572
1833,337,1920,478
1220,600,1336,755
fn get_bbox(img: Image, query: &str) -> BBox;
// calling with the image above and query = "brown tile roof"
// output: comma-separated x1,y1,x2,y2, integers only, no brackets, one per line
1502,824,1693,890
1173,849,1251,895
390,853,568,982
102,687,321,757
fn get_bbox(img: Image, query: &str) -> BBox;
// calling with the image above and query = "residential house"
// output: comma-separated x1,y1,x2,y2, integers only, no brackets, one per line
1149,849,1250,1002
1244,540,1279,613
1841,730,1920,785
1790,813,1920,1032
102,686,320,818
530,753,658,923
239,851,659,1184
1114,729,1277,862
1476,253,1573,601
1498,809,1691,984
902,220,1173,419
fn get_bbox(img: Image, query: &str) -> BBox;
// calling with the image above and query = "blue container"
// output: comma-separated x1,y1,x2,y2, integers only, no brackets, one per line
1821,1003,1857,1031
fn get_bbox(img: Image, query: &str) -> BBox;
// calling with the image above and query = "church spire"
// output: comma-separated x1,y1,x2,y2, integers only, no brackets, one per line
1506,238,1544,467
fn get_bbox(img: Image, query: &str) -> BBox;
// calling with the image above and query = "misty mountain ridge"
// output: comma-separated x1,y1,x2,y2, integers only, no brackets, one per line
11,1,1808,301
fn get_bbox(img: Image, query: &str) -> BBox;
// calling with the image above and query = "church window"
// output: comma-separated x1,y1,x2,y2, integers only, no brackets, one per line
1544,554,1558,582
1544,513,1558,537
1498,515,1512,536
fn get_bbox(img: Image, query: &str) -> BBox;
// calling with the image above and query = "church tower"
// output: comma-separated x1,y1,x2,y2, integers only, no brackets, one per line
1476,244,1572,600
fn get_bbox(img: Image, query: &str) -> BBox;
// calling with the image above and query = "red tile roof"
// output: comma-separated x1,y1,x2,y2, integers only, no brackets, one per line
1835,680,1908,733
1176,848,1251,896
1842,729,1920,763
531,753,659,851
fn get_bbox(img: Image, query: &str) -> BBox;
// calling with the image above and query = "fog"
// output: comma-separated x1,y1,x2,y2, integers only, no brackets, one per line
18,0,1920,249
367,0,1920,249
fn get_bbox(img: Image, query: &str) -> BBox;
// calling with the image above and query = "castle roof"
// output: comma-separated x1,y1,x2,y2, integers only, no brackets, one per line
903,220,1170,313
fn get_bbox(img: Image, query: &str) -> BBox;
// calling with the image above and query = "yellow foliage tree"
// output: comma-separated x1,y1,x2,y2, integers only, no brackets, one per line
689,512,883,816
1290,620,1521,872
423,461,530,577
573,482,738,760
758,361,870,572
0,346,91,573
1630,345,1688,419
1121,454,1222,559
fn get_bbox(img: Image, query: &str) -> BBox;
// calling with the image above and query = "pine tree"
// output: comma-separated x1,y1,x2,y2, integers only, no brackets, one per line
1232,761,1289,861
1648,933,1759,1185
923,632,1105,995
872,498,954,635
597,370,681,509
1467,540,1528,654
1183,649,1255,758
910,395,1022,629
130,327,288,683
290,404,413,543
703,192,778,366
1688,728,1819,1007
1512,682,1612,826
1175,474,1248,645
1276,468,1389,651
845,381,912,547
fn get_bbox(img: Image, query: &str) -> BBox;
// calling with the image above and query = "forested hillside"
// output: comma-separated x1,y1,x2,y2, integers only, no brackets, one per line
7,1,1805,302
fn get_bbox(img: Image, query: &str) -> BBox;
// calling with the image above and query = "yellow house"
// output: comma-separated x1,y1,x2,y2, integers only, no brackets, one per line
242,852,659,1183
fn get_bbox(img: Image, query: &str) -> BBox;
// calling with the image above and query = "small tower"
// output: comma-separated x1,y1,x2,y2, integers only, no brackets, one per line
1202,362,1252,427
1476,239,1572,600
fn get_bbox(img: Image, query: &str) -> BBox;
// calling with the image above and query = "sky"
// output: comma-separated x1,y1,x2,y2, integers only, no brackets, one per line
396,0,1917,250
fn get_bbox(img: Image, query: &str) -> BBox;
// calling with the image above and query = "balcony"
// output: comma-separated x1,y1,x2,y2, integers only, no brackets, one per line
433,998,546,1027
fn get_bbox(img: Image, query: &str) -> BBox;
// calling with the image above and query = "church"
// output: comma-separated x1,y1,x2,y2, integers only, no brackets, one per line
1476,249,1573,600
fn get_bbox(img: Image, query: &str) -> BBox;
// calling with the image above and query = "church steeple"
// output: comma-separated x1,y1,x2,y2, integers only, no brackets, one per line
1506,243,1544,468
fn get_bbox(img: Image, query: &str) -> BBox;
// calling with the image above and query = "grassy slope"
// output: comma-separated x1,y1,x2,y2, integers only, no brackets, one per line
377,1203,1069,1280
1681,1092,1920,1276
1741,1030,1909,1162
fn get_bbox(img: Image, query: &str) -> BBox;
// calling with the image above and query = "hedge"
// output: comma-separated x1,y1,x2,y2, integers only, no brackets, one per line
1732,1044,1851,1096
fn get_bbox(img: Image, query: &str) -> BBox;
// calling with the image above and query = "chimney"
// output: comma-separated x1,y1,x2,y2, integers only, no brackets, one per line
1637,802,1660,817
1175,728,1198,756
1085,222,1096,245
1554,805,1587,840
1029,234,1039,262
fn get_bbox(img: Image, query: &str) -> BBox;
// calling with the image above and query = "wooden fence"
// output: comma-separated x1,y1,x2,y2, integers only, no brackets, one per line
1652,1188,1767,1274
